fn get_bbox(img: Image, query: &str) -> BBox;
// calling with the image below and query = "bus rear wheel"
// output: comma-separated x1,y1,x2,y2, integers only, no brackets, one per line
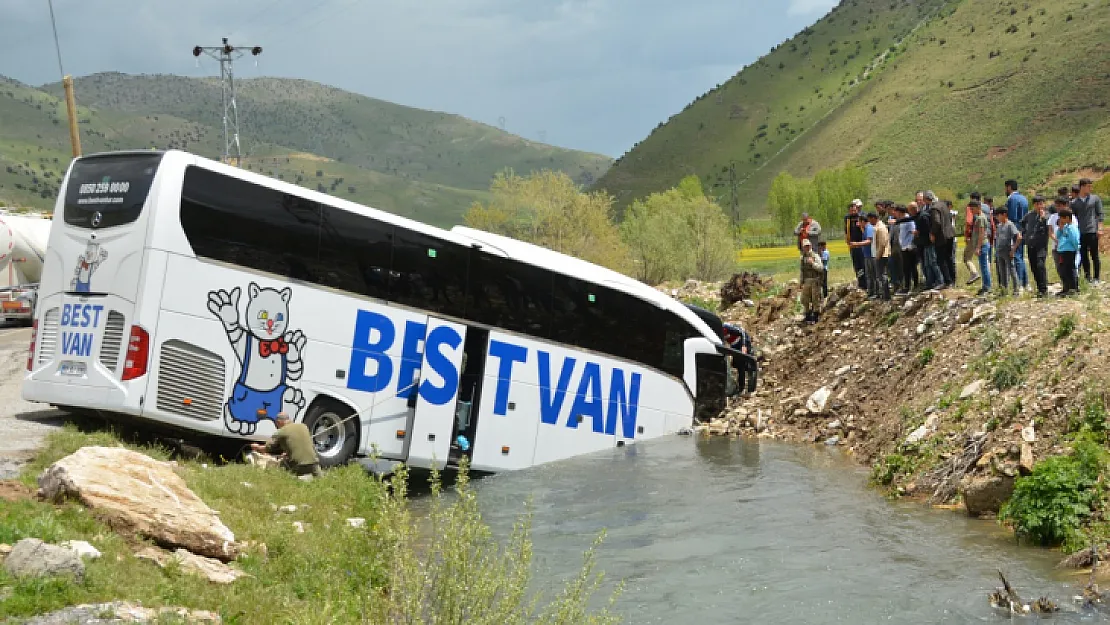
303,401,358,468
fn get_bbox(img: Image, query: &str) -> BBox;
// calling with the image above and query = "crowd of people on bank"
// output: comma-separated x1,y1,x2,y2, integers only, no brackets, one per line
792,178,1105,324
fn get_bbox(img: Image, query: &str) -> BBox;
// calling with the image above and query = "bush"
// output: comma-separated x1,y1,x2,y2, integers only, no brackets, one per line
1000,439,1106,550
870,453,917,486
1053,313,1077,344
991,352,1030,390
915,347,935,368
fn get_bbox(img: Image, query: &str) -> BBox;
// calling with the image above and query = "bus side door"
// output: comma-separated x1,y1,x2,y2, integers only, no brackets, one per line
406,318,466,469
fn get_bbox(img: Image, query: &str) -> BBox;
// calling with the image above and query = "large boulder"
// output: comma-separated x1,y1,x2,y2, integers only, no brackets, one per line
136,547,247,584
4,538,84,581
960,475,1015,518
38,446,240,561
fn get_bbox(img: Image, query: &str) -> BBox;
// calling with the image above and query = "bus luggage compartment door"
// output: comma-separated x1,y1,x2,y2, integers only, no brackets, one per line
406,318,466,469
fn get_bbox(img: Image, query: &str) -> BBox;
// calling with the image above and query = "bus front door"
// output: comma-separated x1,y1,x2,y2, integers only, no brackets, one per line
406,317,466,469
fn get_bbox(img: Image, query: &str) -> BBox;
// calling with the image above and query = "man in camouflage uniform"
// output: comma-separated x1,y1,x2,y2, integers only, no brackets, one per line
800,239,824,324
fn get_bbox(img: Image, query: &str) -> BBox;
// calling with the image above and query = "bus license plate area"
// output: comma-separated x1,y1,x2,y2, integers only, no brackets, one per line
58,361,87,377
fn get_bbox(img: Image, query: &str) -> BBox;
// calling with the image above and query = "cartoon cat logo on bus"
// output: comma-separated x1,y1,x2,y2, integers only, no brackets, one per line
71,241,107,293
207,283,307,435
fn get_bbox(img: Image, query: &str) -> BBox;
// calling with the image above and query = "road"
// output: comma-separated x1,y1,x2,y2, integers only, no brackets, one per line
0,325,66,479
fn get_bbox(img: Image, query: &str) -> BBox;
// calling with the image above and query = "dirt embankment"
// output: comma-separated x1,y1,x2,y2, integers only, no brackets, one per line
672,279,1110,513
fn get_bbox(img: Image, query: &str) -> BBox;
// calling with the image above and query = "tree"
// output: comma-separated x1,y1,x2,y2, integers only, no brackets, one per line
767,172,798,236
462,169,629,271
621,176,737,284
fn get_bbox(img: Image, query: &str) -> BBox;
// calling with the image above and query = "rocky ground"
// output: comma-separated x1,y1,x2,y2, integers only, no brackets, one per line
0,327,64,480
668,277,1110,524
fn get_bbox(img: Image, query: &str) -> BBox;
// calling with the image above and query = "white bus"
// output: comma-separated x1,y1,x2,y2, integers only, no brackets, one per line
23,150,753,470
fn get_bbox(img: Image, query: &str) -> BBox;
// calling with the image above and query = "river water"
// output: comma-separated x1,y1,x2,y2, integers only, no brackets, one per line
471,436,1096,624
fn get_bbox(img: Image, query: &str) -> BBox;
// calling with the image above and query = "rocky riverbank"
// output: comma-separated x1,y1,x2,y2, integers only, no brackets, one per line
669,277,1110,563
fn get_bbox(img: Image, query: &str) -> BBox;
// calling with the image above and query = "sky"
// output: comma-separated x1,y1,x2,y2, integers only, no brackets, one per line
0,0,837,157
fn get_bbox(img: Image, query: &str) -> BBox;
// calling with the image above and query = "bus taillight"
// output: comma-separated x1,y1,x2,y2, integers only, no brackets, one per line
122,325,150,380
27,319,37,371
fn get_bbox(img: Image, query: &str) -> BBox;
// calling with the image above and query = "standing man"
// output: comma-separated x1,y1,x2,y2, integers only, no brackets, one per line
883,200,903,290
894,204,919,293
1005,180,1030,290
251,412,323,478
963,199,983,285
925,191,953,288
911,201,942,289
1071,177,1104,284
869,211,892,300
851,214,877,298
844,199,867,289
799,239,825,324
970,201,993,295
993,208,1022,297
1021,195,1051,297
795,212,823,251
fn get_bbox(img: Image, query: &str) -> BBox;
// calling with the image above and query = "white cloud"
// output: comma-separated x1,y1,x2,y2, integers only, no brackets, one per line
786,0,837,18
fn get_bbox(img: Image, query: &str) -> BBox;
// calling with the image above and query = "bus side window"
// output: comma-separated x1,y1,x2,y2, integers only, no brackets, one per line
318,206,393,300
391,230,470,318
469,253,551,338
181,167,322,281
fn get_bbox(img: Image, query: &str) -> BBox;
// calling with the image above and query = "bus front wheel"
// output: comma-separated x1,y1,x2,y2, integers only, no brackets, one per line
303,400,358,468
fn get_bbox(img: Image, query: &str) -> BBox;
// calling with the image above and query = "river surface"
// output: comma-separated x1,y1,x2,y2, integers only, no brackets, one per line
469,436,1098,624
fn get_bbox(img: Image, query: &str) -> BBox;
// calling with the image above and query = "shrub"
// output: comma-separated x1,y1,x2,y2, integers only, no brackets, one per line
870,453,917,486
1000,439,1106,550
916,347,935,368
991,352,1030,390
1053,314,1077,343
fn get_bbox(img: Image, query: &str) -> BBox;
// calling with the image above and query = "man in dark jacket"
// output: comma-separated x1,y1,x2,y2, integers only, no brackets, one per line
913,200,943,289
927,191,956,287
844,199,867,289
1071,177,1105,284
1021,195,1051,296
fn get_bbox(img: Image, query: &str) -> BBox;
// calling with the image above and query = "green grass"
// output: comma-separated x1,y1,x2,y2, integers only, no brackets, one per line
597,0,1110,221
0,426,621,623
1,74,608,227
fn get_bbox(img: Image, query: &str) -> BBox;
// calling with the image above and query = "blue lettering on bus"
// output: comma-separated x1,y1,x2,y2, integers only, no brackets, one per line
537,351,576,425
568,362,605,433
396,320,426,399
347,313,642,436
59,303,105,357
419,325,463,405
487,340,527,415
347,310,396,394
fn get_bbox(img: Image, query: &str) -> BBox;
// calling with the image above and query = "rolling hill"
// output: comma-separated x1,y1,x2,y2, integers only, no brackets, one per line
0,73,611,226
595,0,1110,219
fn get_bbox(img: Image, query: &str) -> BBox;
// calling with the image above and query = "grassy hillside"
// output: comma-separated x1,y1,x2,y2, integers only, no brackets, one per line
596,0,1110,218
39,73,611,192
1,73,610,227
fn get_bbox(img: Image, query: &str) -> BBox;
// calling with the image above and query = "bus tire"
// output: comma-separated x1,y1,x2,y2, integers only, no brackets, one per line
303,400,358,468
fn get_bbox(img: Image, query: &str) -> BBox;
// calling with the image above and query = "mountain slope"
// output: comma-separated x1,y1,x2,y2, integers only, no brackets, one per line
0,76,492,225
40,73,611,192
596,0,1110,217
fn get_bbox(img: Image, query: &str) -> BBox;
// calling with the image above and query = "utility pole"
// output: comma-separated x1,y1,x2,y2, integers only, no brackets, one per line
192,39,262,167
62,76,81,158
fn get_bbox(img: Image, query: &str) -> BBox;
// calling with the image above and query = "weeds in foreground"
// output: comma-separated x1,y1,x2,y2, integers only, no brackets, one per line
1052,313,1077,344
915,347,935,369
1,427,623,624
980,324,1002,354
991,352,1030,391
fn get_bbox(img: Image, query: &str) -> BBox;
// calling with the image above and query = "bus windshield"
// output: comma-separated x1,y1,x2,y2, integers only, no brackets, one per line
63,153,163,229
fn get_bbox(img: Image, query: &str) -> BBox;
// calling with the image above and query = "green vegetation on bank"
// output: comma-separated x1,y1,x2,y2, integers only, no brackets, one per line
767,166,869,236
464,172,738,284
596,0,1110,220
1,73,611,227
0,426,621,623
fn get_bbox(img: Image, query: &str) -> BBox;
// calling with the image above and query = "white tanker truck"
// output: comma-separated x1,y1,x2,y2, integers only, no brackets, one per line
0,211,51,325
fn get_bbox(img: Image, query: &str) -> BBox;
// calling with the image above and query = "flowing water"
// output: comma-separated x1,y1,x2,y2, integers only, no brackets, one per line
470,436,1099,624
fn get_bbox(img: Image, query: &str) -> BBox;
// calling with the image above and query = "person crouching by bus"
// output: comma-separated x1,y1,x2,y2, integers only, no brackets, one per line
250,412,322,478
800,239,824,324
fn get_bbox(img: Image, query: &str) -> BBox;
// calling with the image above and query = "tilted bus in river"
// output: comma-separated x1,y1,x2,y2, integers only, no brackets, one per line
22,150,755,471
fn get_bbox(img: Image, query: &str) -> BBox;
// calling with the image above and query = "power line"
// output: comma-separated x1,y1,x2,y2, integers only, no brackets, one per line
46,0,65,80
